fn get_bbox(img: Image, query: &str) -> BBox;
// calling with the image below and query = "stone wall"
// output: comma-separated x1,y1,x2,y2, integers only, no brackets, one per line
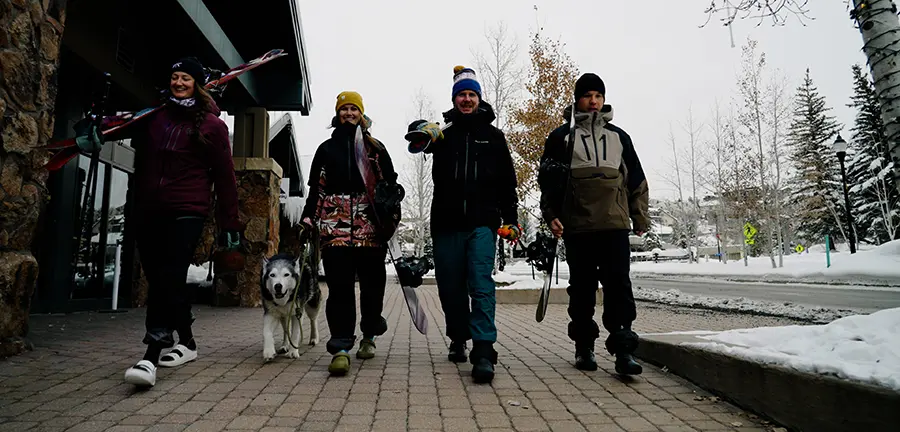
211,158,281,307
0,0,66,357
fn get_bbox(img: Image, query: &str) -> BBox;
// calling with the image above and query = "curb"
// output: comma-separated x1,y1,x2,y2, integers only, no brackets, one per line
634,334,900,432
631,273,900,288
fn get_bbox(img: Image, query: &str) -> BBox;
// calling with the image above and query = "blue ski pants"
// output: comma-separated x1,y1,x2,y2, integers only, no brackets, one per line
432,227,497,343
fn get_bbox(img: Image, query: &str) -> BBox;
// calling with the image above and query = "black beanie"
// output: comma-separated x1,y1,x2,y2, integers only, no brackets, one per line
171,57,206,85
574,73,605,101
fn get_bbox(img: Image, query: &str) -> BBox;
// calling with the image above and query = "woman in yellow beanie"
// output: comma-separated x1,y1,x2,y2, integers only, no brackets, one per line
298,91,400,375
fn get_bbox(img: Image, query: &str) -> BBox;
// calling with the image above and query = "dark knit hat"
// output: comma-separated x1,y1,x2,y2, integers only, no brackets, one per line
171,57,207,85
574,73,605,101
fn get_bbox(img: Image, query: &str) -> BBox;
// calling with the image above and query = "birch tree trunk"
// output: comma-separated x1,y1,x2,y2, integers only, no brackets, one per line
852,0,900,197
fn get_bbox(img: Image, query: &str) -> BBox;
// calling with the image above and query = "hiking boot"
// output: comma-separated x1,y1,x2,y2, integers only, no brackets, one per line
328,351,351,376
471,358,495,383
357,338,376,360
574,349,598,371
470,341,497,384
615,353,643,375
448,341,468,363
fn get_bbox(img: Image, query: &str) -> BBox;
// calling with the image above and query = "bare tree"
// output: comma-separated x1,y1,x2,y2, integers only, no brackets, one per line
766,70,792,267
401,88,435,256
737,37,777,268
701,99,732,263
702,1,900,199
471,21,525,131
663,125,701,261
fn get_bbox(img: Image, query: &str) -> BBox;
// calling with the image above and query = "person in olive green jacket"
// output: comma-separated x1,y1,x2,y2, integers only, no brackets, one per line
538,73,649,375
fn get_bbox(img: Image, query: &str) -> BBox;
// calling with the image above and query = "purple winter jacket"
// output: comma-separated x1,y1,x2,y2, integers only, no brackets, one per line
106,100,243,231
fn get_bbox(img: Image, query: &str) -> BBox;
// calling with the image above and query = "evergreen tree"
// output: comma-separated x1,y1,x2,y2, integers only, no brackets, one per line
786,69,845,244
847,64,900,243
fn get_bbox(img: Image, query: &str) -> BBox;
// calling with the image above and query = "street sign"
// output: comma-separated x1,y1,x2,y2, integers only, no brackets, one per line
795,244,805,253
743,222,758,240
744,238,755,245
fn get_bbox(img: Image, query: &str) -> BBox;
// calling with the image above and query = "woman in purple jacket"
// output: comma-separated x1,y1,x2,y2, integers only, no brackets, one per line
102,58,243,387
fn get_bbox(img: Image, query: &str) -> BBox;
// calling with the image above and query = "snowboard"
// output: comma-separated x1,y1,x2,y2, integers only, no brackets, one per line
535,238,558,323
42,49,288,171
353,126,429,335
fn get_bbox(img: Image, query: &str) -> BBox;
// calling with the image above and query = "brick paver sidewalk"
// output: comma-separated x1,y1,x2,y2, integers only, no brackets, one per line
0,285,800,432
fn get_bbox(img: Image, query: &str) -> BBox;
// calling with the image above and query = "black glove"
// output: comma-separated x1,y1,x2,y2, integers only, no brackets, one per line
298,221,314,245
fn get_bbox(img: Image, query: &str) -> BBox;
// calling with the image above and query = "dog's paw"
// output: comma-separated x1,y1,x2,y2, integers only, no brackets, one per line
308,337,319,346
276,347,289,355
263,347,277,362
286,348,301,359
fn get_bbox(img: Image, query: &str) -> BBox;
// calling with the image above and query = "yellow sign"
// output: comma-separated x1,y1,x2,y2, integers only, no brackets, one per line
744,238,755,245
795,244,805,253
743,222,758,239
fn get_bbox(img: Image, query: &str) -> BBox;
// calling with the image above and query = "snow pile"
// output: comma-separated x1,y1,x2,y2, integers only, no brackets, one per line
681,308,900,391
633,285,861,323
498,276,570,290
187,264,213,287
629,239,900,285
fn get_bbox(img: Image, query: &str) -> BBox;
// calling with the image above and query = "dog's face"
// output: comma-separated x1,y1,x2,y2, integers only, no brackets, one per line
262,257,301,306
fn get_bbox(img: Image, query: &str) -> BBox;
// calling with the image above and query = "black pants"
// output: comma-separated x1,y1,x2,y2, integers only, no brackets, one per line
137,216,205,348
322,246,388,354
564,230,638,355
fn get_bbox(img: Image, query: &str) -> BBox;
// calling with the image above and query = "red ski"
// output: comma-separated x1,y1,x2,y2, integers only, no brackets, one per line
42,49,288,171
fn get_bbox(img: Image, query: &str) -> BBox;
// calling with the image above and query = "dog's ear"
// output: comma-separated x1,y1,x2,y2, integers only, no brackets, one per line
261,256,269,271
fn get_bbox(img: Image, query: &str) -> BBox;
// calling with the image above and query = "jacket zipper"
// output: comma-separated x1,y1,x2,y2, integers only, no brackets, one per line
463,133,470,217
591,112,600,168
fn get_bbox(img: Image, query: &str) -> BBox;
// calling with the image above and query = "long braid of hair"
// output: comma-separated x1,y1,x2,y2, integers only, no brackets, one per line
191,86,215,146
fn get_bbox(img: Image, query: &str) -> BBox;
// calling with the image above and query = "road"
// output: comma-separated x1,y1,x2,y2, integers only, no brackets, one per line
633,277,900,312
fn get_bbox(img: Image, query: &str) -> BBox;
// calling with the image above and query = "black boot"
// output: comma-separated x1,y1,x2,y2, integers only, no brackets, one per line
574,349,598,371
448,340,468,363
615,353,643,375
470,341,497,384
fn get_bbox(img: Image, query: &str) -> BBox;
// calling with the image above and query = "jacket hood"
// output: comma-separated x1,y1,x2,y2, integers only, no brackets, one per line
442,100,497,125
562,103,614,125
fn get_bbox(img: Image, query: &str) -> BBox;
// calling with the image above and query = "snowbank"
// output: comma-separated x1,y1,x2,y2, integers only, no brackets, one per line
633,286,861,323
187,264,213,287
678,308,900,391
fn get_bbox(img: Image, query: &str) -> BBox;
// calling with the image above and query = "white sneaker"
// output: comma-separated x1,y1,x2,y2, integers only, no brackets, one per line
124,360,157,387
158,344,198,368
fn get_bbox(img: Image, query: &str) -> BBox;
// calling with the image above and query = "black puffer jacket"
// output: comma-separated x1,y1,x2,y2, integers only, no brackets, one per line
425,101,519,232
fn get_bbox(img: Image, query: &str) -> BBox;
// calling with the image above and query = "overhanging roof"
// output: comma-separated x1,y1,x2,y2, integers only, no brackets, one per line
202,0,313,115
268,114,306,197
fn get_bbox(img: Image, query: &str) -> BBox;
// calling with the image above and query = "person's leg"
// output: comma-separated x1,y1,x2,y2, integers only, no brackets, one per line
156,216,205,367
138,218,173,363
432,231,471,361
466,227,498,383
563,232,602,371
321,247,358,355
597,230,641,375
355,246,388,359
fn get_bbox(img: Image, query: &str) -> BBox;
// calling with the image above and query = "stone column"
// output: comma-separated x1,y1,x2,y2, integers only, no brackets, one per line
0,0,66,357
211,157,281,307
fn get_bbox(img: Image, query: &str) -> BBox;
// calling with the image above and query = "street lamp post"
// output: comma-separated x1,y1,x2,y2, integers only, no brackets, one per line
832,134,857,254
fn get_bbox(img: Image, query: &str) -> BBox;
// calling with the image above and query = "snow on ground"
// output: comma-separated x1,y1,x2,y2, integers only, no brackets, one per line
496,240,900,286
629,240,900,285
187,264,213,287
672,308,900,391
632,285,861,323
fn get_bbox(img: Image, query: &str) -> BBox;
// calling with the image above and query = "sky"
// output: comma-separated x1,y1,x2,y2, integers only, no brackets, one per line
260,0,869,201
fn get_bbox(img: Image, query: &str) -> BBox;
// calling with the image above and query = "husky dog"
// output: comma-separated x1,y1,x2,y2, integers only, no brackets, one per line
261,244,322,362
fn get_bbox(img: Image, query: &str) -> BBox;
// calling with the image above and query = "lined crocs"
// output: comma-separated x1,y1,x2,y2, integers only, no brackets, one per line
328,351,351,376
124,360,157,387
356,338,376,360
158,344,198,368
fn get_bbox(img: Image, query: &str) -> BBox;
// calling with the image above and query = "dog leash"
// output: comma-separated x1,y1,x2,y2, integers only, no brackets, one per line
282,245,309,351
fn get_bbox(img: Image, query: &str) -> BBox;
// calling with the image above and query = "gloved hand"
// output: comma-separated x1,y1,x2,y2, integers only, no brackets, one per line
497,224,521,242
405,120,443,153
73,117,104,153
219,231,242,250
298,221,314,245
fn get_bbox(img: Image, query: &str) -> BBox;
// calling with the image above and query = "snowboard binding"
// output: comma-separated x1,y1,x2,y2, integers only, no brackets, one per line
394,255,434,289
525,231,558,273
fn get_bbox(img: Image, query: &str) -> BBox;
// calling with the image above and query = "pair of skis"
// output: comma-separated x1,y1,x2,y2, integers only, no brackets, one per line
354,127,429,335
40,49,288,171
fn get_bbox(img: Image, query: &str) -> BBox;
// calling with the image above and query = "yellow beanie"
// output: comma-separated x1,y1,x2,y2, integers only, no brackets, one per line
335,91,364,114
